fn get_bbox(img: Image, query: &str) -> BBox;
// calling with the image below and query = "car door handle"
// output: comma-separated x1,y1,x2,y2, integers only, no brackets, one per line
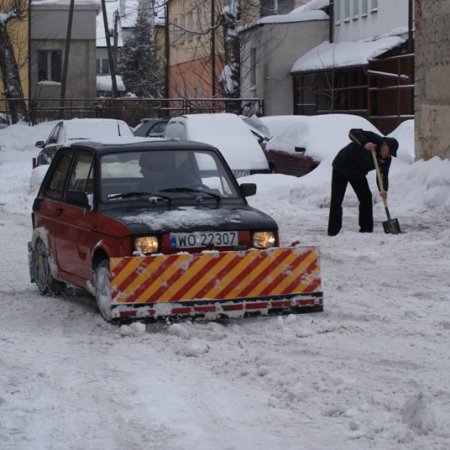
55,207,63,216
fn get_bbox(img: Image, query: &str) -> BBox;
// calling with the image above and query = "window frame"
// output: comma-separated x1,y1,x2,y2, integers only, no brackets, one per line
37,49,62,82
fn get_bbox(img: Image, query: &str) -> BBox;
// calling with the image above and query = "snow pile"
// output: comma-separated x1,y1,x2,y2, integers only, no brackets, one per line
1,118,450,449
402,393,436,435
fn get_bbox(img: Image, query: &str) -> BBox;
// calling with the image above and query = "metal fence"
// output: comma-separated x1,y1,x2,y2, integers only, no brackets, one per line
0,97,264,127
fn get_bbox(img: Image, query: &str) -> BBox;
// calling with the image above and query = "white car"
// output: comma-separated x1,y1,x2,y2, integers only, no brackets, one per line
163,113,270,177
34,118,134,166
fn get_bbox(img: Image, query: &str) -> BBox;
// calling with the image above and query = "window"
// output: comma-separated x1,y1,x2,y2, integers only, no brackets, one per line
179,15,185,44
37,50,62,82
102,59,110,75
344,0,350,21
172,18,178,47
187,12,193,42
250,48,257,86
46,123,62,145
96,59,110,75
67,152,94,195
353,0,359,19
278,0,294,15
335,0,341,24
371,0,378,11
46,153,72,198
147,122,167,138
361,0,368,16
260,0,294,17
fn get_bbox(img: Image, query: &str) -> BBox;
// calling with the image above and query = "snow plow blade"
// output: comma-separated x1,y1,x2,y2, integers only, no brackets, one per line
109,246,323,321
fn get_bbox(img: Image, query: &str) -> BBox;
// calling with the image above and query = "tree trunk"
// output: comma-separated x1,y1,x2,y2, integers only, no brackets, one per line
0,12,29,123
220,1,241,114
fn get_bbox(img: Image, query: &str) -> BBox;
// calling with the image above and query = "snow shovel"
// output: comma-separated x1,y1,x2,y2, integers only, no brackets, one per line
370,149,401,234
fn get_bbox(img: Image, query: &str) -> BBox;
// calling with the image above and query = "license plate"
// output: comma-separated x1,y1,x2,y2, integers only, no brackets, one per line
169,231,238,249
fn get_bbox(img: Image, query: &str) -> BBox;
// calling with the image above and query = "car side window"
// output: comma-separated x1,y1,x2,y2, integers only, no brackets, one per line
45,153,72,198
148,122,167,137
47,123,61,144
67,152,94,195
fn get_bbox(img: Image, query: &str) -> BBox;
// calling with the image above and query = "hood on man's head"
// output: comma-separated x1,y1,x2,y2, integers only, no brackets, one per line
382,137,399,157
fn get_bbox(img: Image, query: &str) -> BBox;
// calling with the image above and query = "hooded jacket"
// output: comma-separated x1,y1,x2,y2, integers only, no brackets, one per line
332,129,398,191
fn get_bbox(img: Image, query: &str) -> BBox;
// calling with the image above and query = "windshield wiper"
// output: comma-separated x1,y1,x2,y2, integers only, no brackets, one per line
107,192,171,203
160,187,221,202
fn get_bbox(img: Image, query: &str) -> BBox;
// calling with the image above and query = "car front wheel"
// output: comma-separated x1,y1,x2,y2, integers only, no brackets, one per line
34,239,65,295
94,260,113,322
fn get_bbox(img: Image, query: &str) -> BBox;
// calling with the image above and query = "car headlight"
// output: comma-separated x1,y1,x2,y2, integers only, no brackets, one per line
134,236,159,255
252,231,276,249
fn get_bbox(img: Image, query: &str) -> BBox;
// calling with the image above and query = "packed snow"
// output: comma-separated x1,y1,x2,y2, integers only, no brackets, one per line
1,117,450,450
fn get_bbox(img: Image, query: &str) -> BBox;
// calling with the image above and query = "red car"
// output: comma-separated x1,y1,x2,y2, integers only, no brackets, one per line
28,140,323,322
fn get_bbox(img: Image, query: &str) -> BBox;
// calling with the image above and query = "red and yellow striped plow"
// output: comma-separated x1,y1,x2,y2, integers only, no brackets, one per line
109,246,323,320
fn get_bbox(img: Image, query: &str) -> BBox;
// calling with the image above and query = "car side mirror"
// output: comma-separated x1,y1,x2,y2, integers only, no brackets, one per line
35,140,45,148
240,183,257,197
295,146,306,153
66,191,91,209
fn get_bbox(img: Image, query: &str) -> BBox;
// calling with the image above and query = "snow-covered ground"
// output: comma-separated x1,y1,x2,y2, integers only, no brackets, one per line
1,119,450,450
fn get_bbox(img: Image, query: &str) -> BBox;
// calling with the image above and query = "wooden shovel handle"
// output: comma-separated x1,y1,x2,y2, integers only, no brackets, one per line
370,149,388,208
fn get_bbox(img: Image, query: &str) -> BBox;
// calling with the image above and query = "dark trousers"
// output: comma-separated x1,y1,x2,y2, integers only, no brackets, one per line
328,169,373,236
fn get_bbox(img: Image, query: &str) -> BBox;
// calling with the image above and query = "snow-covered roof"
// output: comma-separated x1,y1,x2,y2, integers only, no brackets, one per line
241,0,328,31
291,31,408,73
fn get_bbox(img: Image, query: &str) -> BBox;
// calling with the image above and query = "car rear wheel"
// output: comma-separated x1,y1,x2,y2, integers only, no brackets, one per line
94,260,112,322
34,239,65,295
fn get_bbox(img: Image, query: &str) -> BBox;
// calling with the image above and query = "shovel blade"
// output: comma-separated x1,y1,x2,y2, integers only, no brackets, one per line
382,218,401,234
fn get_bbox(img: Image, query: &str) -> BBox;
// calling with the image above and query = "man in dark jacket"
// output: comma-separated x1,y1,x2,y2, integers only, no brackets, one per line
327,128,399,236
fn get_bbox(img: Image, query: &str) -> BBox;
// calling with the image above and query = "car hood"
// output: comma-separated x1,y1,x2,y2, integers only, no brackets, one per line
106,205,278,234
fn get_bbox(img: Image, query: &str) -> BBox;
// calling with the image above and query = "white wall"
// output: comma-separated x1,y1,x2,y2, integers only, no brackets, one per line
241,19,328,115
333,0,410,42
31,1,98,40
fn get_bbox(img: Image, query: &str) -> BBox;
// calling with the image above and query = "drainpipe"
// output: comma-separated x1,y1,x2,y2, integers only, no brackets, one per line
329,0,334,43
164,0,170,98
211,0,216,97
408,0,414,51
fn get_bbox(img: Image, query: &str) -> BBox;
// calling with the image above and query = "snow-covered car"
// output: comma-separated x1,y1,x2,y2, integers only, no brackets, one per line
28,139,323,322
163,113,270,177
262,114,382,177
133,118,169,138
240,115,271,150
34,118,134,166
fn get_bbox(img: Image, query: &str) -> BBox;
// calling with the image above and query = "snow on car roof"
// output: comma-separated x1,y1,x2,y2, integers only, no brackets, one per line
265,114,381,162
64,119,134,141
183,113,269,170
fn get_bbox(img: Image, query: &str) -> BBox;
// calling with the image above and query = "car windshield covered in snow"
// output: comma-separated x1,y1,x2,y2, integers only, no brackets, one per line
100,148,240,203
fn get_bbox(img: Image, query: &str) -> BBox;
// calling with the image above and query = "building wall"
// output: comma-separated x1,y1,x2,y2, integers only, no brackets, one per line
0,0,28,109
168,0,226,98
167,0,317,101
334,0,410,42
241,19,328,115
30,0,98,99
415,0,450,160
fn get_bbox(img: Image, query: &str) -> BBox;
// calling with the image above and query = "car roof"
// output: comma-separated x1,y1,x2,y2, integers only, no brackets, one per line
70,139,222,156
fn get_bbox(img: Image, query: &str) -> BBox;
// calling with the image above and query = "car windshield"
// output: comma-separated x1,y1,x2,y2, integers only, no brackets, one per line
100,149,240,202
